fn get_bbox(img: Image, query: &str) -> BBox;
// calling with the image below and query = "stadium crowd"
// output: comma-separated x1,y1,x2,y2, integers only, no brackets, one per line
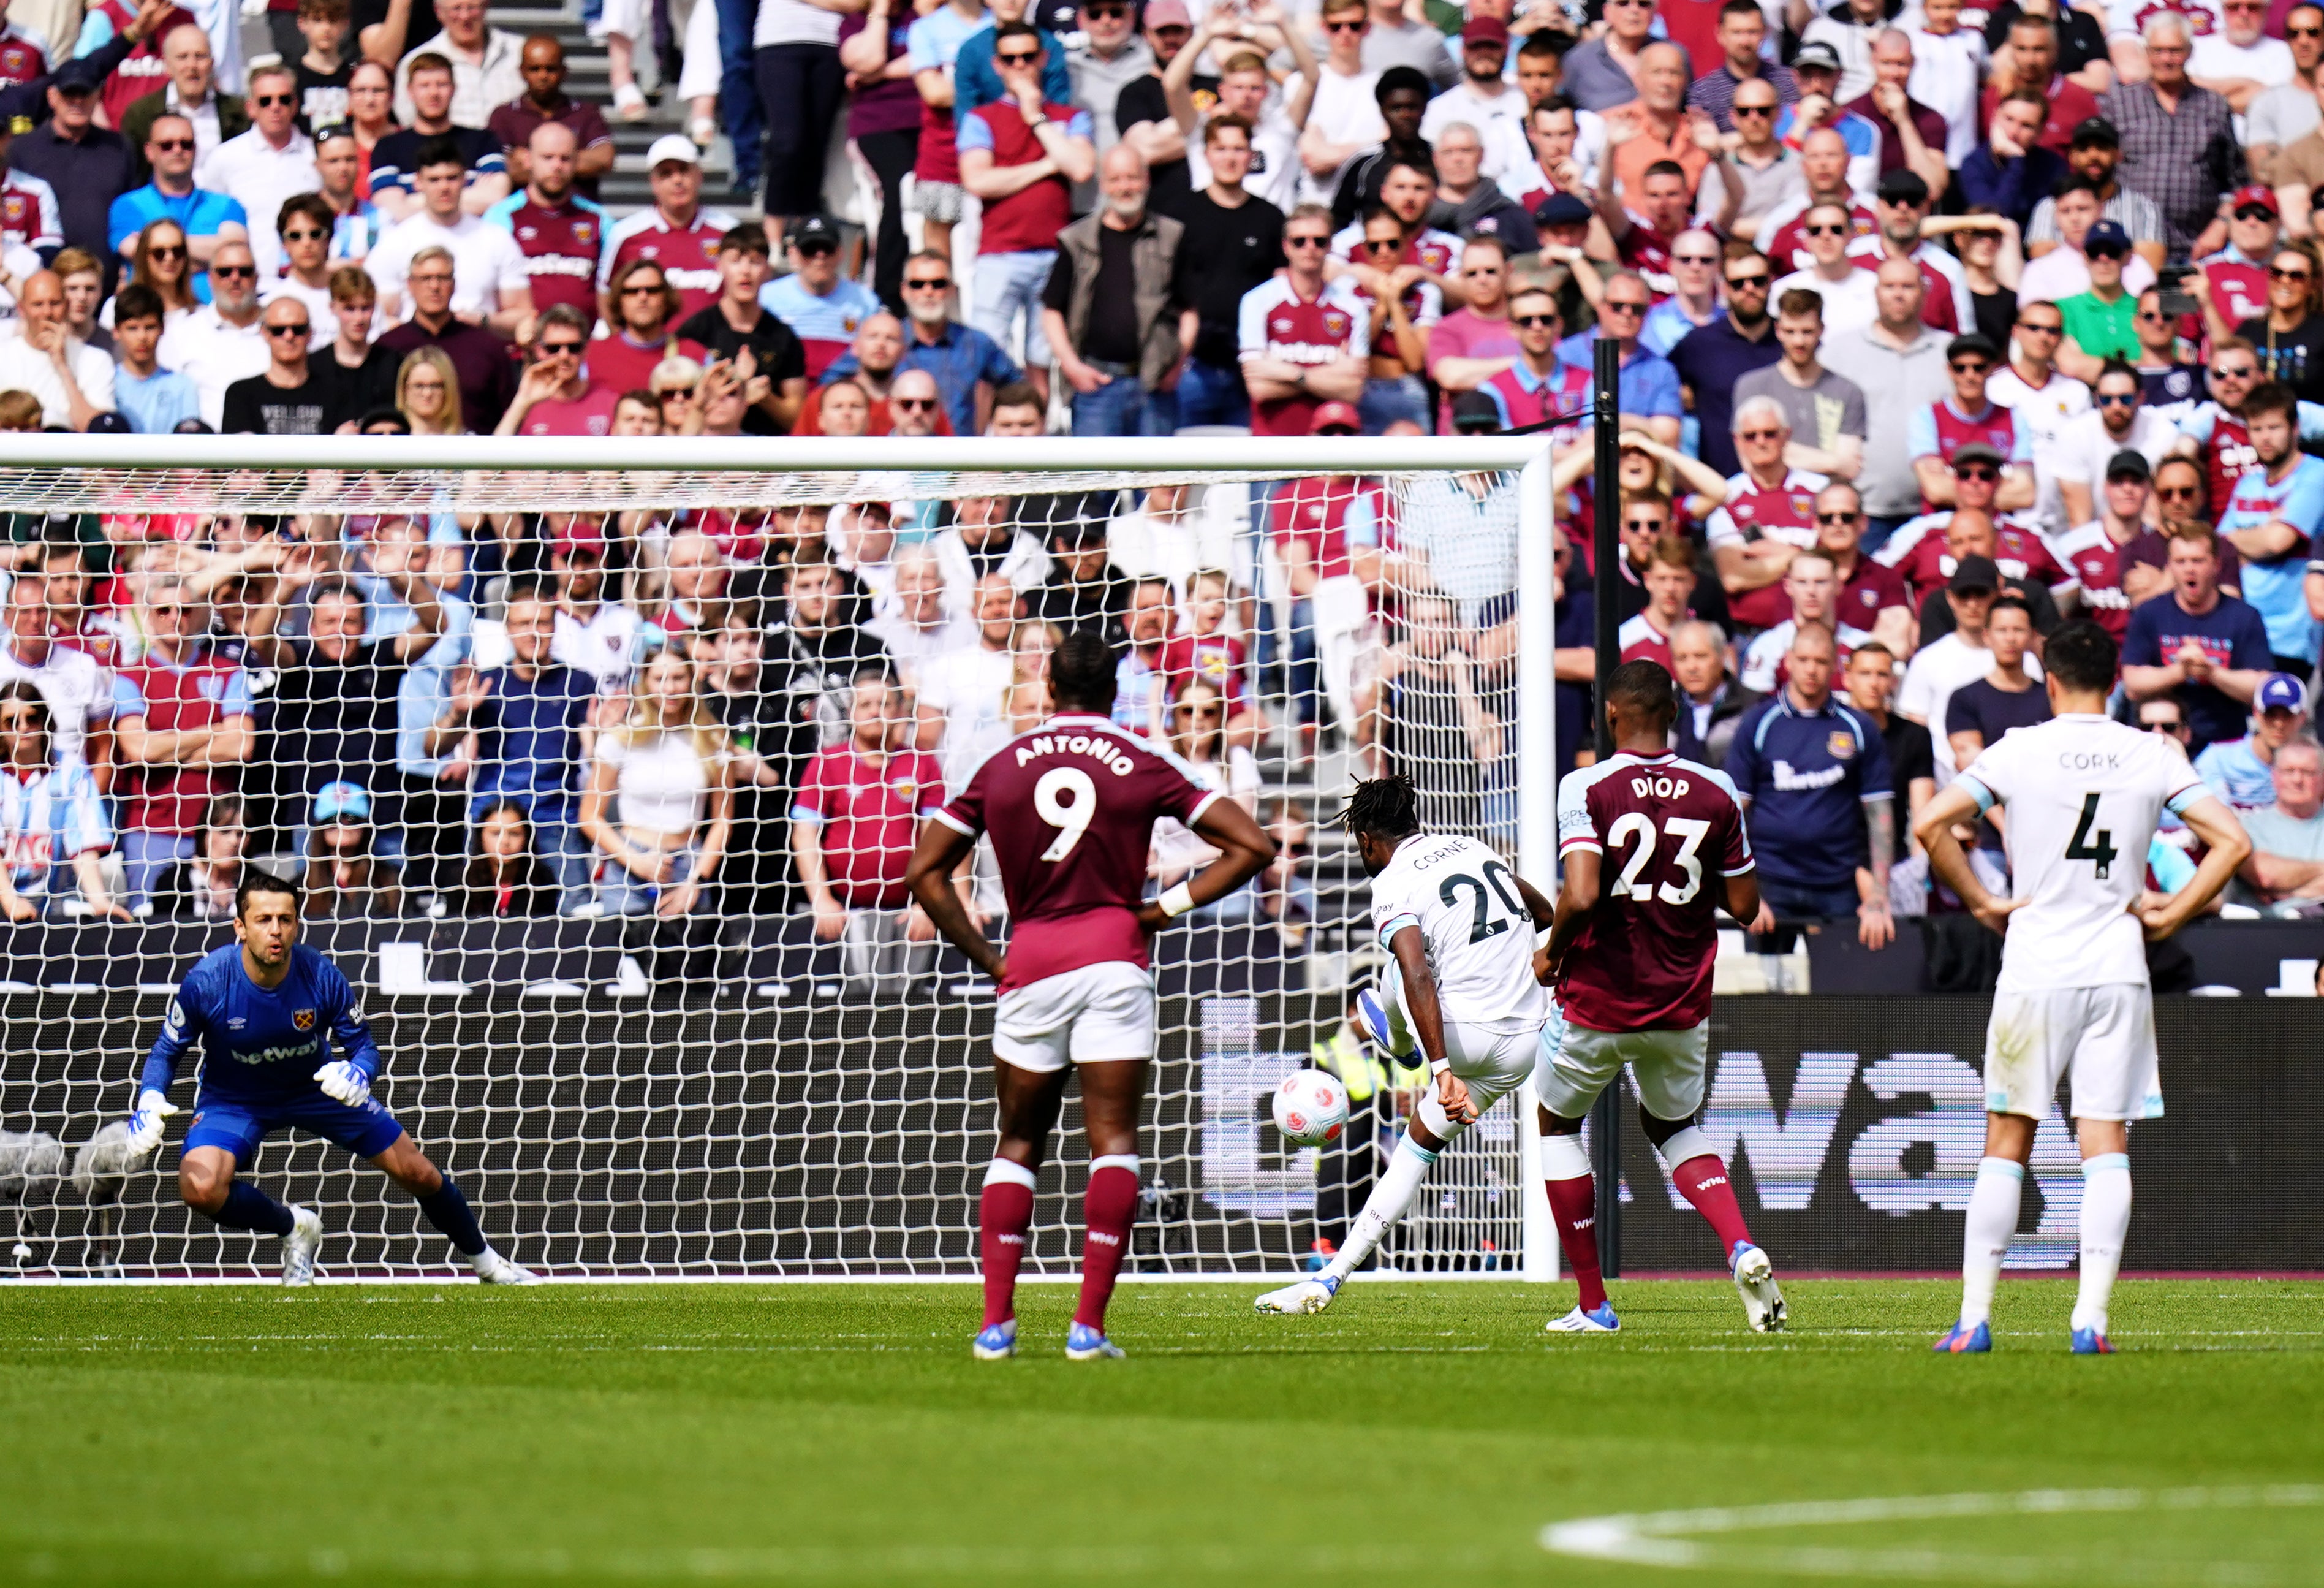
0,0,2315,959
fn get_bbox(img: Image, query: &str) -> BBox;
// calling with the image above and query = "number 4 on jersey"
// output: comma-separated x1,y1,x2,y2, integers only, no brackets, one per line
2065,792,2117,879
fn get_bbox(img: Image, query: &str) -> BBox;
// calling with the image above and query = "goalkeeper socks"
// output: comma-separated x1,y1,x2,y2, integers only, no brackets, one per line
979,1158,1037,1328
2072,1153,2133,1337
1072,1155,1140,1331
1541,1134,1606,1312
1323,1135,1437,1283
212,1180,296,1237
1959,1157,2025,1329
415,1177,488,1257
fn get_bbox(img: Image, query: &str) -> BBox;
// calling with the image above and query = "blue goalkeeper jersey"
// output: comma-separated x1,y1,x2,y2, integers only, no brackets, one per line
140,943,381,1106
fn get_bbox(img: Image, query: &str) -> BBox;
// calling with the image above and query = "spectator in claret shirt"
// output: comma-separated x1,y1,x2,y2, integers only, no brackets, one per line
597,136,738,327
494,306,615,436
488,34,614,200
790,668,947,992
590,258,705,396
373,244,513,430
960,21,1095,408
482,121,609,324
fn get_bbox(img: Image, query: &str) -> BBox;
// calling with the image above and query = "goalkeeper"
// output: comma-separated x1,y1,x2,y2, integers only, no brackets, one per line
124,870,535,1286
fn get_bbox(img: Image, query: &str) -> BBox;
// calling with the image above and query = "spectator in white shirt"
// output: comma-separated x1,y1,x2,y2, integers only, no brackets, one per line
393,0,526,127
931,494,1052,609
2189,0,2295,139
1296,0,1382,205
1773,199,1879,336
1418,16,1532,183
868,544,974,685
0,270,112,430
366,135,533,332
195,61,319,280
156,237,268,427
1902,0,1987,165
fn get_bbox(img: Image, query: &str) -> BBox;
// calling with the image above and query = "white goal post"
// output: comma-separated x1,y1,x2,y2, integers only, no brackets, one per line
0,435,1560,1283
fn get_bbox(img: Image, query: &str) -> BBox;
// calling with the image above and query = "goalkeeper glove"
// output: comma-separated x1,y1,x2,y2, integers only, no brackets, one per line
124,1090,178,1155
314,1060,372,1108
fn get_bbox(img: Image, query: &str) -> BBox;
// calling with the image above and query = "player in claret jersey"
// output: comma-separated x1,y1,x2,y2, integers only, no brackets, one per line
1252,773,1559,1316
1915,622,2248,1354
1535,661,1786,1334
907,633,1274,1361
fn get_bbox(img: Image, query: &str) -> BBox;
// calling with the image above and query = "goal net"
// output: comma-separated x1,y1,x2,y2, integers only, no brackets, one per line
0,436,1557,1282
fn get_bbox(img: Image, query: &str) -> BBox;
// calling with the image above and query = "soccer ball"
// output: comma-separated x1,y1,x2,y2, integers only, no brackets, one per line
1271,1071,1349,1147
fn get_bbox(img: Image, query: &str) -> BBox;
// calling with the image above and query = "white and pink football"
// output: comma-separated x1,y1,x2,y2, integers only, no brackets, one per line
1271,1071,1349,1147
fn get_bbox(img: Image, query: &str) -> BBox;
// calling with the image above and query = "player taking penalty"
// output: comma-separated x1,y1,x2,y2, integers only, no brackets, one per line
1913,621,2248,1354
1252,774,1559,1316
906,633,1274,1361
1537,661,1785,1333
123,872,536,1285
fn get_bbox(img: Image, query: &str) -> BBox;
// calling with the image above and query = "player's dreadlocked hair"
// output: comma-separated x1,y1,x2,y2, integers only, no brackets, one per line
1333,774,1422,840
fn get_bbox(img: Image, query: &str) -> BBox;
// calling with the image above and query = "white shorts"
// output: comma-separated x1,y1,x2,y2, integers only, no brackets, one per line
993,960,1156,1073
1532,1020,1709,1123
1984,984,2161,1122
1414,1019,1539,1138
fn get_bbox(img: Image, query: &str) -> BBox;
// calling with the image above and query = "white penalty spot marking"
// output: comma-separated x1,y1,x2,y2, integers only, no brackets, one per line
1540,1484,2324,1584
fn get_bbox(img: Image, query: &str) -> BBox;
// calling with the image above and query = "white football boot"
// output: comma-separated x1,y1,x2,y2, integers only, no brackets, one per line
1254,1274,1341,1314
281,1205,323,1287
1731,1242,1787,1332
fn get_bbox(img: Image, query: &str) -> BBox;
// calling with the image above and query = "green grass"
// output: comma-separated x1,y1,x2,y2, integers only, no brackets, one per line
6,1279,2324,1586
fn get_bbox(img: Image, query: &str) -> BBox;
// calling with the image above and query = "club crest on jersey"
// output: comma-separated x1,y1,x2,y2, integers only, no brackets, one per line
573,219,597,246
293,1008,317,1031
198,674,224,701
1789,493,1814,517
1322,308,1352,338
1828,732,1857,760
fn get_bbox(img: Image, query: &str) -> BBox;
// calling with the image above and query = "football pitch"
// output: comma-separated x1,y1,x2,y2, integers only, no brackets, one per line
6,1279,2323,1587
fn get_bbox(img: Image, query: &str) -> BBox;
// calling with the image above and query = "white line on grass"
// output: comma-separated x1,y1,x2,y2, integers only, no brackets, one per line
1540,1485,2324,1584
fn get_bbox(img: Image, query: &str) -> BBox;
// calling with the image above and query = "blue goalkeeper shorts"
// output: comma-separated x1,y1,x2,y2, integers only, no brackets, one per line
183,1090,407,1164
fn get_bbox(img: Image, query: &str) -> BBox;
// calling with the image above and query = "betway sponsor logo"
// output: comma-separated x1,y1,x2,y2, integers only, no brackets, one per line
1770,759,1846,791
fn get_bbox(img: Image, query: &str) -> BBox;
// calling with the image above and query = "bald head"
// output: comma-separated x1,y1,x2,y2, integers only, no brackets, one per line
15,269,62,326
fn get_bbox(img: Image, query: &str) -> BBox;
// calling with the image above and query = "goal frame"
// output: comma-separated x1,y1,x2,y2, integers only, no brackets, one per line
0,433,1561,1283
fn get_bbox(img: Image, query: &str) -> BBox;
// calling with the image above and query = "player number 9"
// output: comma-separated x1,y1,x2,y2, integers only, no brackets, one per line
1034,766,1098,861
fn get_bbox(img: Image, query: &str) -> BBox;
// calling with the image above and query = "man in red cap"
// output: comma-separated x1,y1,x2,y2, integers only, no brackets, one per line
2190,185,2284,344
1419,15,1531,183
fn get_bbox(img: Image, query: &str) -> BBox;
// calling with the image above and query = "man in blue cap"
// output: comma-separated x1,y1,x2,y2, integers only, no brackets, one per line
2195,673,2314,811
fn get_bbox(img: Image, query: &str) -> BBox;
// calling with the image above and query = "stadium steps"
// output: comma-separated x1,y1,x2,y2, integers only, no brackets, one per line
486,0,742,215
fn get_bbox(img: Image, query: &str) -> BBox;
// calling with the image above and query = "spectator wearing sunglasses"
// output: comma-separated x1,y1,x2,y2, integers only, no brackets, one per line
108,112,249,279
2024,116,2165,272
221,293,350,433
155,236,266,427
2054,360,2177,528
1907,333,2035,515
493,305,614,436
260,193,343,348
2245,3,2323,185
194,63,318,281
